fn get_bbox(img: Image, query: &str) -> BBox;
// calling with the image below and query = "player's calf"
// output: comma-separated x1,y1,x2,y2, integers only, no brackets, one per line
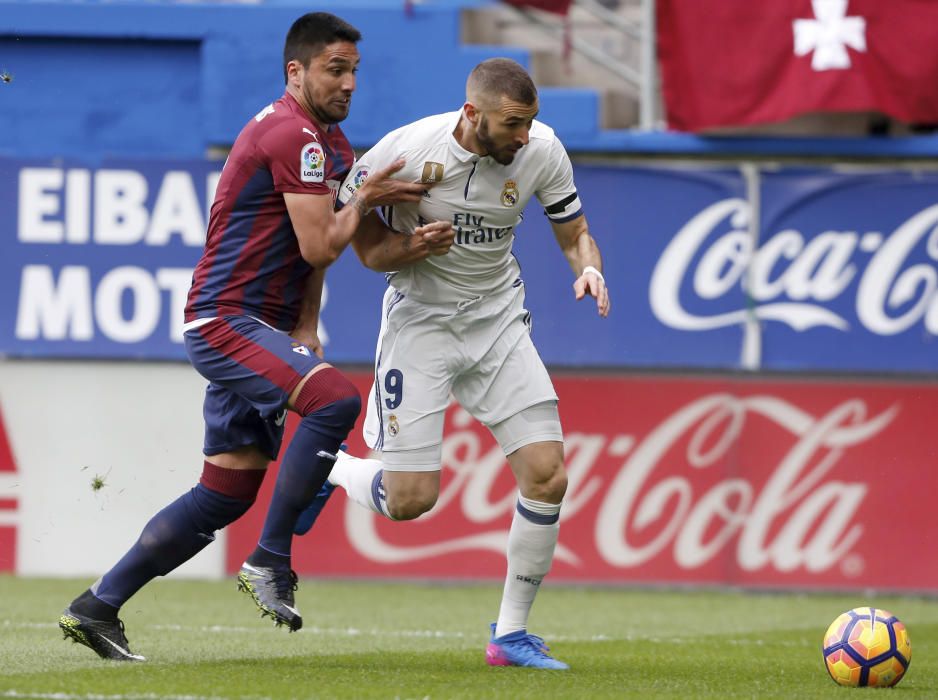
382,469,439,520
245,368,361,630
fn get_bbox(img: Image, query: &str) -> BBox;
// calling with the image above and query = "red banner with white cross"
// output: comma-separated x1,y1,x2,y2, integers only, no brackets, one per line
226,372,938,592
657,0,938,131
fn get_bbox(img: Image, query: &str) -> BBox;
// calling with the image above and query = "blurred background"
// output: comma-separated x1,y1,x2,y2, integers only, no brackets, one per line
1,0,937,593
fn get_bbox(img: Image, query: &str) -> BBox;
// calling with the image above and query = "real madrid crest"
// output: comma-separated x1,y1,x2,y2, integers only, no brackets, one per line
501,179,519,207
387,414,400,437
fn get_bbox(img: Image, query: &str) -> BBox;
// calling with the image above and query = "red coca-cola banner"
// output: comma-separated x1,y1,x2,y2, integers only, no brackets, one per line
227,372,937,591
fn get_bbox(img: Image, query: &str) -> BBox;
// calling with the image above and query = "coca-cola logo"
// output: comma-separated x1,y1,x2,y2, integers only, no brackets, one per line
344,393,897,576
650,199,938,336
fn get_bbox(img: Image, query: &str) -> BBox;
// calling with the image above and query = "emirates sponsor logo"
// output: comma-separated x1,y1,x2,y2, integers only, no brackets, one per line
344,394,896,575
650,199,938,336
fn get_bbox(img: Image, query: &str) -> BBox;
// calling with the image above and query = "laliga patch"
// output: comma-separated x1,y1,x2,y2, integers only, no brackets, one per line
501,179,519,207
291,342,311,357
301,141,325,183
353,167,370,189
420,161,444,184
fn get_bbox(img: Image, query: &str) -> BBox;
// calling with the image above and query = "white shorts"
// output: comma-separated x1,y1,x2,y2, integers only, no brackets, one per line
363,284,561,471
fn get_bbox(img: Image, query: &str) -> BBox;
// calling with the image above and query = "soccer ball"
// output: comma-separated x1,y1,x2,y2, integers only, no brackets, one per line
822,607,911,687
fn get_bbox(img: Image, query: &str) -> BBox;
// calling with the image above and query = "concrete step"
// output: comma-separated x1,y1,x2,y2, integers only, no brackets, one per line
461,4,643,130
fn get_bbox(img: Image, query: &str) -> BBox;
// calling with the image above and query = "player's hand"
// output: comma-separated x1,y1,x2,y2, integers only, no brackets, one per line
574,268,610,318
415,220,454,256
291,326,325,359
359,159,433,209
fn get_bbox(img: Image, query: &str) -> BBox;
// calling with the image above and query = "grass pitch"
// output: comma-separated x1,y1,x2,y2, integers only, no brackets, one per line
0,576,935,699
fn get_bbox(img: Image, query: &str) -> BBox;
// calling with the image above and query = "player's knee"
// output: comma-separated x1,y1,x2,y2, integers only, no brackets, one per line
317,393,362,434
524,460,567,504
294,367,362,432
547,469,568,502
531,472,567,504
196,462,267,527
199,461,266,506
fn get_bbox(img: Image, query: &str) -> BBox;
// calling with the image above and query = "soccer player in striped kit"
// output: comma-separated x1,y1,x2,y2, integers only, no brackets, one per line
58,12,452,661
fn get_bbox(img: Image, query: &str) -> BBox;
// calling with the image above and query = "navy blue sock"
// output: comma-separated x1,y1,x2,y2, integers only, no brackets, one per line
253,395,359,560
70,588,117,620
88,482,256,609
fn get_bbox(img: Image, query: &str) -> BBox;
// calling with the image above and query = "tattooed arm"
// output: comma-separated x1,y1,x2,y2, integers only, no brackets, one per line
285,159,426,268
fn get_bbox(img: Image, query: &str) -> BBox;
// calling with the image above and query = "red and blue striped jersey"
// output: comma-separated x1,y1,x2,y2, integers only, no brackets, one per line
185,91,354,331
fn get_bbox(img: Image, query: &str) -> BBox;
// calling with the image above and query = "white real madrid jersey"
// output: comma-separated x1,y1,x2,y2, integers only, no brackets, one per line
338,110,582,303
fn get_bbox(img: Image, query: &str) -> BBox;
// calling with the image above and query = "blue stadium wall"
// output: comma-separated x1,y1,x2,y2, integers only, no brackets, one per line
0,0,599,158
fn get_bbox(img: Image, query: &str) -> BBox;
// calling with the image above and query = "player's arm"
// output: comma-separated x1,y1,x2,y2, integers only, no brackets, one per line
538,133,609,317
551,214,610,318
291,266,325,358
285,159,427,267
339,135,453,271
351,214,454,272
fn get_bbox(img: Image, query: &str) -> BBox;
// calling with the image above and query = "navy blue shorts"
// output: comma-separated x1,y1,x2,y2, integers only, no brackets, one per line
184,316,322,461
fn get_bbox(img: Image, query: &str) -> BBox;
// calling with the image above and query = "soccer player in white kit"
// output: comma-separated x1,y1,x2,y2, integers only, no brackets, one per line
300,58,610,669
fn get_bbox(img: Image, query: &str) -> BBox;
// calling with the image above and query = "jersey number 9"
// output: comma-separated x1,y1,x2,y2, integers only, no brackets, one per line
384,369,404,409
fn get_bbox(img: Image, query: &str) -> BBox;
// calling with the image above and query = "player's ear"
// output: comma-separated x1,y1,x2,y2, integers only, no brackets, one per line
463,102,480,125
286,60,303,88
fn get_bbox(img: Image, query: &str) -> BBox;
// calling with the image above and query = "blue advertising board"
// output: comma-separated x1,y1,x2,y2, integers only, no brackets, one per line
513,165,747,368
3,158,937,373
757,169,938,372
1,159,216,360
0,158,388,363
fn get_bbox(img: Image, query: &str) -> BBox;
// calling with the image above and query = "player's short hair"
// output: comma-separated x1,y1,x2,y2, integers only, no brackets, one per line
466,58,538,108
283,12,362,82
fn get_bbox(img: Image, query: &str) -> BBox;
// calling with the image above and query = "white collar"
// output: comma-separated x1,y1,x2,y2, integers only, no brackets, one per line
446,109,482,164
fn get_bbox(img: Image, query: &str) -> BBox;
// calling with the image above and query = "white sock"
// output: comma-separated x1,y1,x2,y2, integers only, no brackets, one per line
494,495,561,638
328,451,392,518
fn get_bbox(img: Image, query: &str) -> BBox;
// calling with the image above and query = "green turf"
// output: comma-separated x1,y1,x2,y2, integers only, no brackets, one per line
0,575,933,699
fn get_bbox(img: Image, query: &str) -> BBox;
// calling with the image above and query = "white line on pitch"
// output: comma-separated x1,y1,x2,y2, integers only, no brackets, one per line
2,692,273,700
1,620,809,645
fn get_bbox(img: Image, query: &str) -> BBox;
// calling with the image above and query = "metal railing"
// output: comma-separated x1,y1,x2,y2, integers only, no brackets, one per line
503,0,657,129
